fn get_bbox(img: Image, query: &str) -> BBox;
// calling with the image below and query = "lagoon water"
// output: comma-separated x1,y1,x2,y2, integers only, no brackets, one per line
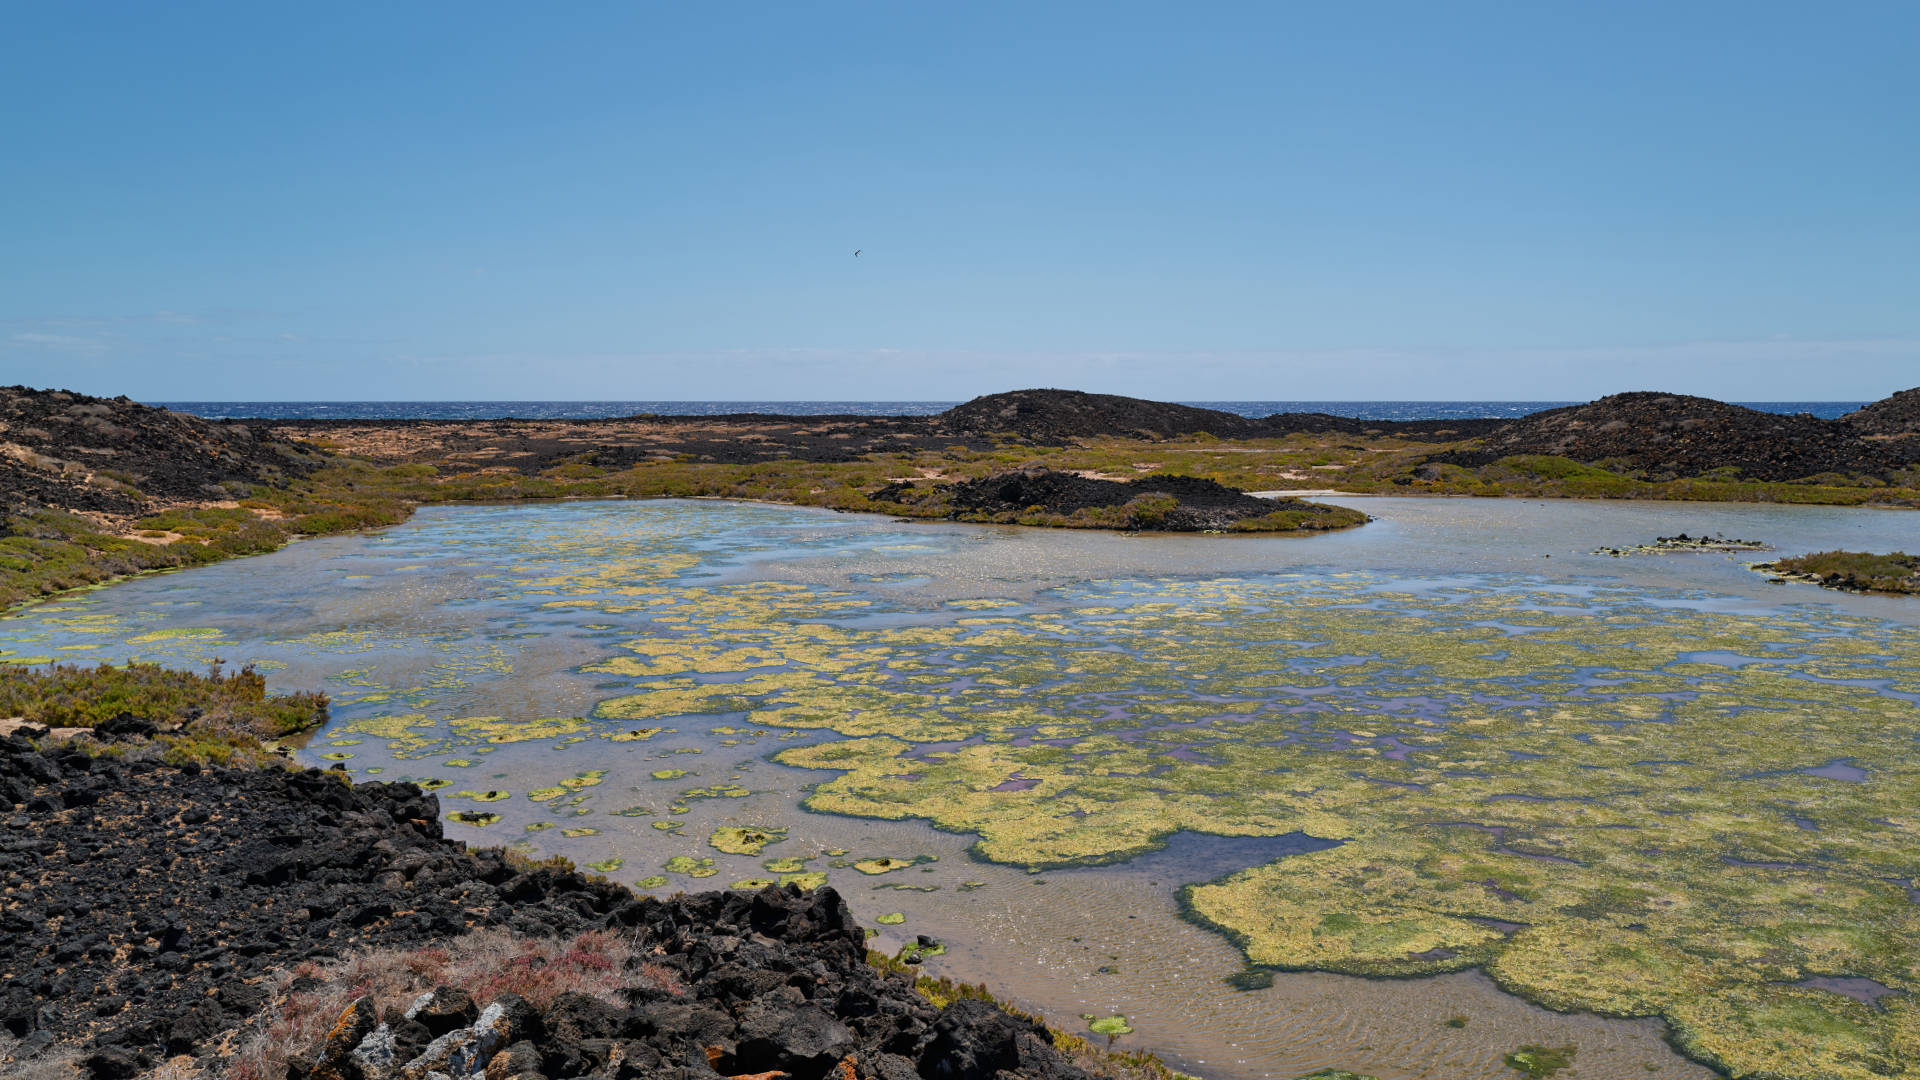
6,496,1919,1079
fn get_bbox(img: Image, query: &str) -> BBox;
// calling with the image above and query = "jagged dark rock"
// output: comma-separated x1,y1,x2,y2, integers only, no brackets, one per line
948,468,1276,525
0,733,1099,1080
1846,386,1920,437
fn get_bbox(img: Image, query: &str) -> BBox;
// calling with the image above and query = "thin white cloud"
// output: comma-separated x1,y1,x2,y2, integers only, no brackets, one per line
8,332,110,355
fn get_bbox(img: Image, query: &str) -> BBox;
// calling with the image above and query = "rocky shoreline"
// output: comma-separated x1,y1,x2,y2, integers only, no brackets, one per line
0,731,1141,1080
1751,549,1920,595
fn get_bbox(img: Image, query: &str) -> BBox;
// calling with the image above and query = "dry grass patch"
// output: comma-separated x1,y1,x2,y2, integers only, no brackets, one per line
224,929,677,1080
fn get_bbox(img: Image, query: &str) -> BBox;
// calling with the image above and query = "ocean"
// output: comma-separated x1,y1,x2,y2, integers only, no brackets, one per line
156,400,1871,421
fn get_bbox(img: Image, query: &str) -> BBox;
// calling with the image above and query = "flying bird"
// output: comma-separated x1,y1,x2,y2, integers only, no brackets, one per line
853,249,861,257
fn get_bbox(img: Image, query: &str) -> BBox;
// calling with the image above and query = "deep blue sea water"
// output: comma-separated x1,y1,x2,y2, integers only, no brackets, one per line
157,400,1869,421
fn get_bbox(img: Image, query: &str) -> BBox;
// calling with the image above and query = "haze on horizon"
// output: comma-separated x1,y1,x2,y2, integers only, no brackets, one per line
3,2,1915,403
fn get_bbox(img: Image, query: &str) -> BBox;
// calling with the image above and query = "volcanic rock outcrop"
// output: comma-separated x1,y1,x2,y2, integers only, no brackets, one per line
1846,386,1920,437
0,733,1097,1080
874,467,1362,531
0,386,320,515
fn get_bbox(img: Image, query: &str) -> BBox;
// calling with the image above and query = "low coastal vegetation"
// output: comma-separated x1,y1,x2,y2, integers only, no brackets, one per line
0,661,327,765
1757,549,1920,594
0,492,409,611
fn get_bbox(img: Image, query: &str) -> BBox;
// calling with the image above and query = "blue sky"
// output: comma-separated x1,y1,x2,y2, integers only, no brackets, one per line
3,2,1915,401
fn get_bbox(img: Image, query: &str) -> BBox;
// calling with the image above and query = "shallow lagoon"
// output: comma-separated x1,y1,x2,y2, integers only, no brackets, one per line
6,496,1920,1079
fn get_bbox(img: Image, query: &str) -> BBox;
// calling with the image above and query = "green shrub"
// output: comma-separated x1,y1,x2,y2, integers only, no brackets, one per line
1767,550,1920,593
0,661,327,739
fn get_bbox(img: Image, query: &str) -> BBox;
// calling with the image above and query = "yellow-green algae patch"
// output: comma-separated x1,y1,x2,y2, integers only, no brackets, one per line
125,627,225,644
554,569,1920,1078
327,708,644,762
1087,1015,1134,1038
709,826,786,855
854,856,932,875
449,715,591,744
664,855,718,878
680,783,749,800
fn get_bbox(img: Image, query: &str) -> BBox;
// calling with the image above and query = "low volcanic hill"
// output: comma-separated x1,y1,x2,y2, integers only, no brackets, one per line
939,389,1507,442
1452,391,1913,482
0,386,320,516
941,389,1265,441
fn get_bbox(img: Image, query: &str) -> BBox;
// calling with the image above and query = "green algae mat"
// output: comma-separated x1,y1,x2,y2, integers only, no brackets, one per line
7,498,1919,1079
582,572,1920,1078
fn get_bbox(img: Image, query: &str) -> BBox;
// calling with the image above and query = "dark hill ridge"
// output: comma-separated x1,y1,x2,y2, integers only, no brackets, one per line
0,386,320,516
936,389,1920,482
1438,390,1920,483
938,389,1506,441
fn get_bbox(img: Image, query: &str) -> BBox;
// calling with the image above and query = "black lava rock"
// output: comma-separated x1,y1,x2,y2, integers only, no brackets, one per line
0,734,1098,1080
